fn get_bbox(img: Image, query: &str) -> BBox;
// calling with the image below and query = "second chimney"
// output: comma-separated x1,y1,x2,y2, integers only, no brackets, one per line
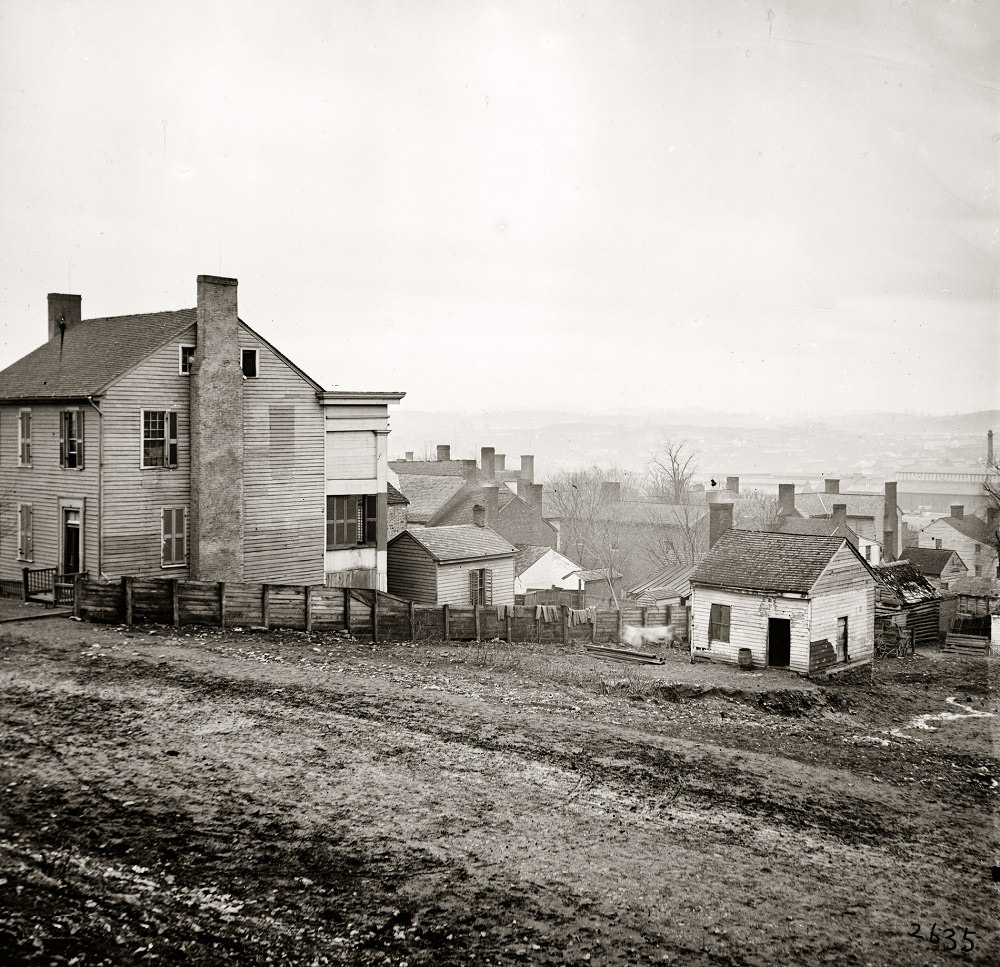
726,476,740,494
520,454,535,483
495,453,506,471
436,445,451,461
473,504,486,528
778,483,796,517
404,451,413,461
481,446,496,480
709,502,734,549
48,293,82,341
825,478,840,494
831,503,847,530
950,504,964,519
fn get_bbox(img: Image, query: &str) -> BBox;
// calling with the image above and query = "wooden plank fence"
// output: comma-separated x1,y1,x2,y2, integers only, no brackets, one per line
75,576,687,646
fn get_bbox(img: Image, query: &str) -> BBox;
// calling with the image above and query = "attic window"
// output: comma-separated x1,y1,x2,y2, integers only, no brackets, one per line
179,345,195,375
241,348,259,378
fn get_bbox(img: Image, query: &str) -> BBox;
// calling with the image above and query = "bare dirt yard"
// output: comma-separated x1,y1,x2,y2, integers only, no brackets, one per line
1,613,997,966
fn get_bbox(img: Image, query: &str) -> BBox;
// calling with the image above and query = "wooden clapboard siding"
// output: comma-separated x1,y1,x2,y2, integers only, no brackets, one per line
0,403,100,580
690,586,811,671
437,558,515,607
326,430,377,480
238,327,324,584
809,545,875,664
386,532,438,603
100,329,194,578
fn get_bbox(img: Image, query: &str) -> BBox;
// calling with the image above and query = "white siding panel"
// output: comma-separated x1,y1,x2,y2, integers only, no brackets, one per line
437,558,515,607
327,431,377,479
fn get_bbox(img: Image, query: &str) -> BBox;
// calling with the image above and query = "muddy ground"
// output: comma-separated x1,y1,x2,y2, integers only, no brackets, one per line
0,615,997,966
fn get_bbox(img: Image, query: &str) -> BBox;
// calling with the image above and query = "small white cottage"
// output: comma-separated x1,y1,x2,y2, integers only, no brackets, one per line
689,530,876,674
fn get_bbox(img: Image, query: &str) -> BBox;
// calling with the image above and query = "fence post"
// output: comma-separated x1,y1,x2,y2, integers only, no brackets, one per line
641,606,647,628
122,576,133,627
474,604,481,642
409,600,415,642
617,608,623,643
343,587,351,635
535,607,541,642
171,579,180,628
372,592,379,645
219,582,226,629
262,584,270,630
443,603,450,641
304,585,312,633
73,572,83,619
505,606,512,643
561,605,569,646
591,609,597,645
21,568,29,603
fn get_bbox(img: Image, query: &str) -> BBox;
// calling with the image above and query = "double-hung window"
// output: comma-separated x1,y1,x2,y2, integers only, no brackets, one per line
708,603,731,643
326,495,378,550
469,568,493,606
161,508,186,567
18,410,31,466
142,410,178,468
60,410,85,469
179,345,196,375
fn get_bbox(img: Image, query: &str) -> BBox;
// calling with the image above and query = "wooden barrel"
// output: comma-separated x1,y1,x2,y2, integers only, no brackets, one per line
737,647,753,669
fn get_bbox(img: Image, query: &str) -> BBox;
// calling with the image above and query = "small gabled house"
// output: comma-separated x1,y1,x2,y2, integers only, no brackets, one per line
689,529,876,674
897,547,969,590
386,510,516,606
916,507,998,579
627,562,695,607
513,544,581,598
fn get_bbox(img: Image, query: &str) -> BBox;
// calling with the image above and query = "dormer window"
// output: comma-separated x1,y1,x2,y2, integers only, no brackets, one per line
179,345,195,375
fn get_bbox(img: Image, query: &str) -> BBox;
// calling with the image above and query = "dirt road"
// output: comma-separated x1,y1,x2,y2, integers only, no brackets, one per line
1,617,997,965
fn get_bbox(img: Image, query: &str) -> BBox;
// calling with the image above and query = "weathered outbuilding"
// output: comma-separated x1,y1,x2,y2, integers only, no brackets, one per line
873,560,942,648
689,530,876,675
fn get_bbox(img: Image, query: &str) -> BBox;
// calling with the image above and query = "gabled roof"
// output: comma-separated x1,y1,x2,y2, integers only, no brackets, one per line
874,561,942,606
0,310,196,400
393,525,516,563
795,492,889,520
935,514,993,544
773,516,859,545
571,567,623,583
691,531,871,594
395,474,467,523
386,482,409,506
898,546,967,577
514,544,555,576
627,562,696,603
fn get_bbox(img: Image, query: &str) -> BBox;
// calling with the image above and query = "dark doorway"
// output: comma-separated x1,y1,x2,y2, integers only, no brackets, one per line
768,617,791,667
63,508,80,574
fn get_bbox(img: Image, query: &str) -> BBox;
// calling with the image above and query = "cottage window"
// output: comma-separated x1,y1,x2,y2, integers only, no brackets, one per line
142,410,178,468
17,503,33,562
708,603,730,643
161,507,187,567
934,538,942,550
864,545,871,561
241,348,259,378
469,568,493,606
179,345,196,375
326,495,377,550
18,409,31,466
60,410,85,469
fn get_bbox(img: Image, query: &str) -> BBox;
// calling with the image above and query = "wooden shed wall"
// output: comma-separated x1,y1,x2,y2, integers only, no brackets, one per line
810,545,875,663
386,533,438,604
437,557,515,607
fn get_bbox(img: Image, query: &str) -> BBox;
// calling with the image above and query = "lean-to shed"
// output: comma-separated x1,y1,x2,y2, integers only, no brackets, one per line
873,560,942,647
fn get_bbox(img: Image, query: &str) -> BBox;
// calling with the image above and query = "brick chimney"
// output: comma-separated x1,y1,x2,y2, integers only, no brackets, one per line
950,504,964,519
472,504,486,528
404,451,413,461
709,502,734,549
530,483,544,513
48,293,82,341
516,478,530,501
483,485,499,524
601,481,621,503
831,503,847,530
520,454,535,482
726,476,739,494
495,453,506,471
436,444,450,461
825,478,840,494
883,481,899,561
481,446,495,480
987,429,994,465
189,275,244,581
778,483,796,517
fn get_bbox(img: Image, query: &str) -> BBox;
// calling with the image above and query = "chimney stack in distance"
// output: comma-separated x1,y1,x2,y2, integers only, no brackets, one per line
709,502,734,549
48,293,82,341
473,504,486,528
436,445,451,461
825,479,840,494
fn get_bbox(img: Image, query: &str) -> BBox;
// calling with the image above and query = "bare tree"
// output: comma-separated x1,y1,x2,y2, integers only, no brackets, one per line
733,490,781,532
984,461,1000,577
647,439,698,503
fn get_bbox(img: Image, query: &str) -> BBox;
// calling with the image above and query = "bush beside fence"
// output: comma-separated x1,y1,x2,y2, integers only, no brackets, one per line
75,576,687,646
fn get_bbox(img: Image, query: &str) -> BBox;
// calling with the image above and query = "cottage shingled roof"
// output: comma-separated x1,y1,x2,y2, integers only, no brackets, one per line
937,514,993,544
627,563,695,604
690,531,864,594
395,474,467,523
514,544,553,576
0,309,197,400
399,525,516,562
874,560,941,606
386,482,409,506
898,546,966,578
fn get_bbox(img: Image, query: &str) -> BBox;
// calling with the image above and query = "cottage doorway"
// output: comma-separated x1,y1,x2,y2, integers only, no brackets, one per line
768,618,790,667
62,507,81,574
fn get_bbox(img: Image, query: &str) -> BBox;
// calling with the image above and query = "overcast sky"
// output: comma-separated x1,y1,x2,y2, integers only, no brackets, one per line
1,0,997,417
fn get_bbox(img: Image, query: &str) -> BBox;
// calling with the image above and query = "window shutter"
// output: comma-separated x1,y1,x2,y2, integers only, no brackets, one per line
77,410,85,469
365,495,378,545
469,569,480,605
24,506,32,560
175,508,186,564
161,508,171,565
356,498,364,544
59,412,67,467
484,569,493,606
167,412,178,467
